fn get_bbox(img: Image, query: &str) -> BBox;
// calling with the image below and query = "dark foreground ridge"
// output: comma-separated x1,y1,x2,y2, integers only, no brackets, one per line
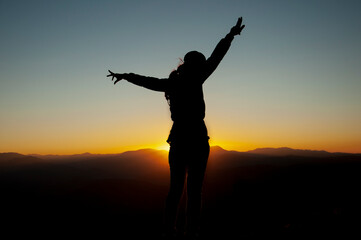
1,147,361,239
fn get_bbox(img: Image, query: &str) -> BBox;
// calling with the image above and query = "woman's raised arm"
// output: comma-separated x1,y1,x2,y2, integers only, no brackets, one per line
203,17,245,81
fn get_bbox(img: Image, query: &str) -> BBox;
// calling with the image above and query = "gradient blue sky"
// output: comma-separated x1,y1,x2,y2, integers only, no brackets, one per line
1,0,361,154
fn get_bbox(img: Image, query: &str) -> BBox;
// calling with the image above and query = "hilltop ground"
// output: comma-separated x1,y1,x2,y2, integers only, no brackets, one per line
1,147,361,239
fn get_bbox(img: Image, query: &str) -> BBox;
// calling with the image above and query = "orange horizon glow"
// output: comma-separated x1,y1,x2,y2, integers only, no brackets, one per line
1,114,360,155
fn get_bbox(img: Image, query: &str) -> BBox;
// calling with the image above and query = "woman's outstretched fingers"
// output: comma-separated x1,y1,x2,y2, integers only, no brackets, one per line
107,70,115,81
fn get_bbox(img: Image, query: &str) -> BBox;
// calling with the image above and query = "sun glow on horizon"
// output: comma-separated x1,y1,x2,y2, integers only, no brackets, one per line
155,143,170,152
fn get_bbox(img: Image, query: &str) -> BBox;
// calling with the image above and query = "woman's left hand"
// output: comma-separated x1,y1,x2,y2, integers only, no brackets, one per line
107,70,124,84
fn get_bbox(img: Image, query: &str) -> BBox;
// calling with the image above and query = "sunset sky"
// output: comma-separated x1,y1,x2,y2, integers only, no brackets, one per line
1,0,361,154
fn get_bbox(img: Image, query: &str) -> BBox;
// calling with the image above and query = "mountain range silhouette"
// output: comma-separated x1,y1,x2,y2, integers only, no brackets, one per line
1,147,361,239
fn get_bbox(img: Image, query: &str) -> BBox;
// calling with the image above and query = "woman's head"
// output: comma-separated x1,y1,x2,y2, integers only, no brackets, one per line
184,51,206,67
178,51,206,75
169,51,206,80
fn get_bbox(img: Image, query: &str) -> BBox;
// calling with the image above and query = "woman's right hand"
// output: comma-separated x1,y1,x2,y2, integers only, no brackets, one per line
230,17,245,36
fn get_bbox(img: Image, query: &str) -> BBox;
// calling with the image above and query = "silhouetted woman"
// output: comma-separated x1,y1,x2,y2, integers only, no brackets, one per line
107,17,245,238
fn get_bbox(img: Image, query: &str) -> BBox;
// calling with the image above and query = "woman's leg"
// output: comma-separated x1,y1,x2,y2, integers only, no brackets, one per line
164,145,187,233
186,141,210,235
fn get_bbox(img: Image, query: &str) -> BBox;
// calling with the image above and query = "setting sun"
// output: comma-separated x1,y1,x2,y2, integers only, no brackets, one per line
156,143,170,152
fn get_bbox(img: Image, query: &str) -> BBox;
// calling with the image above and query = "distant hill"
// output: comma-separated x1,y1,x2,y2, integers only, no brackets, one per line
247,147,333,157
1,148,169,181
2,146,357,162
0,152,45,168
1,146,358,175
